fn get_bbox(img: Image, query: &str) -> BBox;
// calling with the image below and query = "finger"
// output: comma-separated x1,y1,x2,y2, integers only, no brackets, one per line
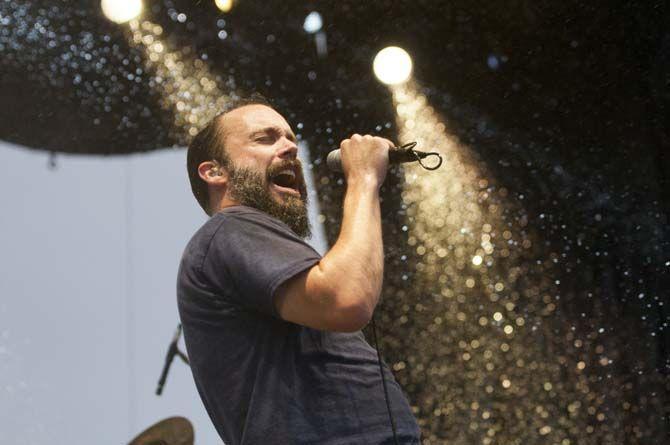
376,137,396,148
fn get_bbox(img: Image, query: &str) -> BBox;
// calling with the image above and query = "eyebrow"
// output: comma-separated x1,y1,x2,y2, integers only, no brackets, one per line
250,126,297,142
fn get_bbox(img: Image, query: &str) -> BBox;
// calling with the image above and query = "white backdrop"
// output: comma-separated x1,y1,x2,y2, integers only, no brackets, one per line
0,141,327,444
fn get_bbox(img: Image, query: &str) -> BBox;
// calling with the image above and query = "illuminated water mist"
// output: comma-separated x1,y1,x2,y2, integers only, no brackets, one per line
389,81,657,444
127,19,234,143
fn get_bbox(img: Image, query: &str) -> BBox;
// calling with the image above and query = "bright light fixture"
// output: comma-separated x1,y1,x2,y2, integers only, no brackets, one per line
373,46,413,85
101,0,142,24
303,12,323,34
215,0,234,12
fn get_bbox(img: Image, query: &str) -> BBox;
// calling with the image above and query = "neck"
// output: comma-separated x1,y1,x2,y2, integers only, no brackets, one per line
210,190,239,214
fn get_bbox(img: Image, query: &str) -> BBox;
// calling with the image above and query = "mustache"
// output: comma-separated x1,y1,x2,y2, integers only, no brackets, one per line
266,159,304,179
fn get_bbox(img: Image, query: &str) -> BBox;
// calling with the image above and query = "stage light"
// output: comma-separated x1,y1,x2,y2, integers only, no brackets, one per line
303,12,323,34
373,46,412,85
215,0,234,13
101,0,142,24
303,12,327,58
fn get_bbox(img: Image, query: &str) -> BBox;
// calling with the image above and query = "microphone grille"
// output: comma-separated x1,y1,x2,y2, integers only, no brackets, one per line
326,149,343,172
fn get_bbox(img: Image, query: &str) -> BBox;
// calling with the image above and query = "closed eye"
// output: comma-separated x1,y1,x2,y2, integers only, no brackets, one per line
252,130,279,144
251,126,296,144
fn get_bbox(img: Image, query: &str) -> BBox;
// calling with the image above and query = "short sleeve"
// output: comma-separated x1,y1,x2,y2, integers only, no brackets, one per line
201,208,322,319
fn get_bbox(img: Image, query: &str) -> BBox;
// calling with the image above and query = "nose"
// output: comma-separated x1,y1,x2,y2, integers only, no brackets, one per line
276,137,298,160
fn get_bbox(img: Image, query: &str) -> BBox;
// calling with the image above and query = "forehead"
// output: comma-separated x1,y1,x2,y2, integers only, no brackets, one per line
220,104,292,137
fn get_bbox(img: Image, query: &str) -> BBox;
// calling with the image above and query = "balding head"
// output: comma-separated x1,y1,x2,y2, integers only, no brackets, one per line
186,95,274,215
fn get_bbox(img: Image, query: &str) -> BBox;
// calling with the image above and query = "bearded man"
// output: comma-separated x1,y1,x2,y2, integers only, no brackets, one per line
177,96,420,444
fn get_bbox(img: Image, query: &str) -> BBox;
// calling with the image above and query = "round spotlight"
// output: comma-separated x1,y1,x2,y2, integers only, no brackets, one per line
373,46,413,85
101,0,142,24
303,12,323,34
215,0,234,12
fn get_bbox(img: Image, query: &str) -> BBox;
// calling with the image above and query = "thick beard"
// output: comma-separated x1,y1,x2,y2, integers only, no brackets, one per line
226,163,312,238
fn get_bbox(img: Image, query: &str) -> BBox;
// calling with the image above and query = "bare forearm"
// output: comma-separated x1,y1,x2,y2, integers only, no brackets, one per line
318,177,384,317
273,134,391,333
281,134,389,331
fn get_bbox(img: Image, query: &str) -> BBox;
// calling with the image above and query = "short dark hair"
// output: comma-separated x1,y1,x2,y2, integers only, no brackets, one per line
186,93,273,215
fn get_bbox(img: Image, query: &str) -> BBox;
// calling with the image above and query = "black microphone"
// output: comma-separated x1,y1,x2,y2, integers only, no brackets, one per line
326,141,442,172
156,324,187,396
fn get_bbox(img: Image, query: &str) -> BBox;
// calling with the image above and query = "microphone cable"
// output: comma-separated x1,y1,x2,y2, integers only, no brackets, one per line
370,313,399,445
366,141,441,445
389,141,442,171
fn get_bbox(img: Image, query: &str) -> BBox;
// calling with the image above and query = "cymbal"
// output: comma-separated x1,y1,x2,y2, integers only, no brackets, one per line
128,416,194,445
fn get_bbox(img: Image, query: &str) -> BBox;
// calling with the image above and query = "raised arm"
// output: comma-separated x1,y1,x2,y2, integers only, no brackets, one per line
274,134,391,332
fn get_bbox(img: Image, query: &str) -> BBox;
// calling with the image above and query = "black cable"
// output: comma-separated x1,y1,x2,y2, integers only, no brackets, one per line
370,313,399,445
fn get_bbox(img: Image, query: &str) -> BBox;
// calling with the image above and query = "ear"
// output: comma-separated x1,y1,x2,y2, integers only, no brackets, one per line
198,160,229,185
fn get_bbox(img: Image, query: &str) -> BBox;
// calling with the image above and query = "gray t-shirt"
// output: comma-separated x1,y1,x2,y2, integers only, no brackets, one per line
177,206,420,444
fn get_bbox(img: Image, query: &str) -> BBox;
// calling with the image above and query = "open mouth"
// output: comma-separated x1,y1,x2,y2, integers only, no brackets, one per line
270,168,301,197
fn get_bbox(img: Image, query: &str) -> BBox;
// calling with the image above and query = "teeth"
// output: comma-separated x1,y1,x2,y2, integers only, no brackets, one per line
276,169,296,179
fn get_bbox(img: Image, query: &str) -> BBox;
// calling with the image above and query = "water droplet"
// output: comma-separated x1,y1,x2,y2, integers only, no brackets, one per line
487,54,500,70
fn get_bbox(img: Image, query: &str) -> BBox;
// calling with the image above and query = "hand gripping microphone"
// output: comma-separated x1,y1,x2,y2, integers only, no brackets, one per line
326,141,442,172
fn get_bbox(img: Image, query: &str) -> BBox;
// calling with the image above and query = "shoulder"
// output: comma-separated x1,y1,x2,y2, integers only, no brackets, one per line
205,206,308,254
183,205,319,268
189,206,277,248
210,206,307,244
213,205,292,230
177,208,261,287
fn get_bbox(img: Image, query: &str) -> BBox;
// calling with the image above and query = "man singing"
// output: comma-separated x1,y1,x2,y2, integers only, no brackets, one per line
177,96,420,444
